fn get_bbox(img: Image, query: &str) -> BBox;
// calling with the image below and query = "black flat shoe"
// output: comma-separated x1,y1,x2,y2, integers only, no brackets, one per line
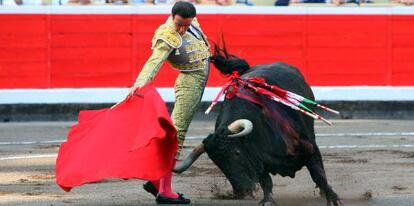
156,193,191,204
143,181,158,197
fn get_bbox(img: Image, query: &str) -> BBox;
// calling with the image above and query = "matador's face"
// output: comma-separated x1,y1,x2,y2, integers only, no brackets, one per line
172,15,193,36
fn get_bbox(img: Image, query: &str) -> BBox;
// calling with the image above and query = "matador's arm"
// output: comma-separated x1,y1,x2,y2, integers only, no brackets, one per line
133,41,174,88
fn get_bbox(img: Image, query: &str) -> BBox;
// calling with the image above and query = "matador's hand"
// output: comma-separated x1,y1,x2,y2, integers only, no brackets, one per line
110,85,143,109
128,85,144,97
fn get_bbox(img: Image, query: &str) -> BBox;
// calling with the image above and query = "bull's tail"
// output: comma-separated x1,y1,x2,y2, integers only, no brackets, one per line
210,39,250,76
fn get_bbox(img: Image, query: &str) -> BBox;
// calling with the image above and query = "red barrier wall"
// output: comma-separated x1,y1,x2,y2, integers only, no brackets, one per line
1,12,414,89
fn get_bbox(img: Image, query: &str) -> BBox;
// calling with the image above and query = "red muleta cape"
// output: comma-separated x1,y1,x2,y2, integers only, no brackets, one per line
55,83,178,192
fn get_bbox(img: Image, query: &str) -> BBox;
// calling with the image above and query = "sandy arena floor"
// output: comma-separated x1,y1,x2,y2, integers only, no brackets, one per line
0,119,413,206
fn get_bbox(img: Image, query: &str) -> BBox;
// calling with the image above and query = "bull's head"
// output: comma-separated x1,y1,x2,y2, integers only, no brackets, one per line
174,119,261,198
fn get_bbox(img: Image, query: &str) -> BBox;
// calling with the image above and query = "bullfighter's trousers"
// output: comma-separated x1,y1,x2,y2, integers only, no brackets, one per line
171,60,209,159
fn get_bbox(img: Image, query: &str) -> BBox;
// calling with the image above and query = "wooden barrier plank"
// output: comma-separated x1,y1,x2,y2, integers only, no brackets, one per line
52,47,132,60
392,61,414,72
0,14,45,20
0,12,414,88
52,59,132,74
134,14,169,34
393,48,414,61
52,34,132,47
392,34,414,47
51,72,131,88
307,15,387,34
307,33,387,48
0,34,47,49
306,48,387,61
51,15,132,34
0,48,47,62
219,15,304,34
0,76,48,88
0,61,47,76
222,33,303,47
392,16,414,34
308,73,388,86
0,16,46,34
392,72,414,85
231,46,302,59
307,60,388,74
0,62,48,88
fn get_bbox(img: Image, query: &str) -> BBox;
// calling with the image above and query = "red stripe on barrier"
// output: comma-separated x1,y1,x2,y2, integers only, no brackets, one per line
0,13,414,89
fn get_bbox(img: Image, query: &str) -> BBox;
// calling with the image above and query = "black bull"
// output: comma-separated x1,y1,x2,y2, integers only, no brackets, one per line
174,61,343,206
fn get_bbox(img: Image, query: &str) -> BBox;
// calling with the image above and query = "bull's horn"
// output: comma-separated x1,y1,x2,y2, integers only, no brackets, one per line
228,119,253,138
173,143,205,174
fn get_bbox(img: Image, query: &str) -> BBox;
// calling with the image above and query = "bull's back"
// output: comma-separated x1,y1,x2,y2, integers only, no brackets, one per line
242,62,316,141
244,62,314,101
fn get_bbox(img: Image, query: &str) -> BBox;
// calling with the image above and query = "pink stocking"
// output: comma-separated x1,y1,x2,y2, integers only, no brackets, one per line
158,171,179,198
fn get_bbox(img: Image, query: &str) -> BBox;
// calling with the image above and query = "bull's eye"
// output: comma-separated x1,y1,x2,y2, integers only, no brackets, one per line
234,149,241,156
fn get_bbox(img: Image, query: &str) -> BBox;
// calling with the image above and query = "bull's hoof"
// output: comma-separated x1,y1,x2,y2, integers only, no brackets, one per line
259,198,278,206
327,199,344,206
259,201,278,206
326,192,344,206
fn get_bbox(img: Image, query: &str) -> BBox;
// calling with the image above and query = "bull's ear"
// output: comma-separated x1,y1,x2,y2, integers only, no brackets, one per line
204,128,228,139
227,119,253,138
217,127,233,137
226,129,237,137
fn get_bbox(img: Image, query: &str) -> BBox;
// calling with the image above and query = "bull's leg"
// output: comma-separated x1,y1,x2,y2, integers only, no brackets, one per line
305,148,343,206
258,173,277,206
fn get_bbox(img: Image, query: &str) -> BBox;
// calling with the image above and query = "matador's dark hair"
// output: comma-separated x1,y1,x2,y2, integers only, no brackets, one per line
210,36,250,76
172,1,197,18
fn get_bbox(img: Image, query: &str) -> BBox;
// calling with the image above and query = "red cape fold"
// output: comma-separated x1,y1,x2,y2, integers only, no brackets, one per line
55,83,178,192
